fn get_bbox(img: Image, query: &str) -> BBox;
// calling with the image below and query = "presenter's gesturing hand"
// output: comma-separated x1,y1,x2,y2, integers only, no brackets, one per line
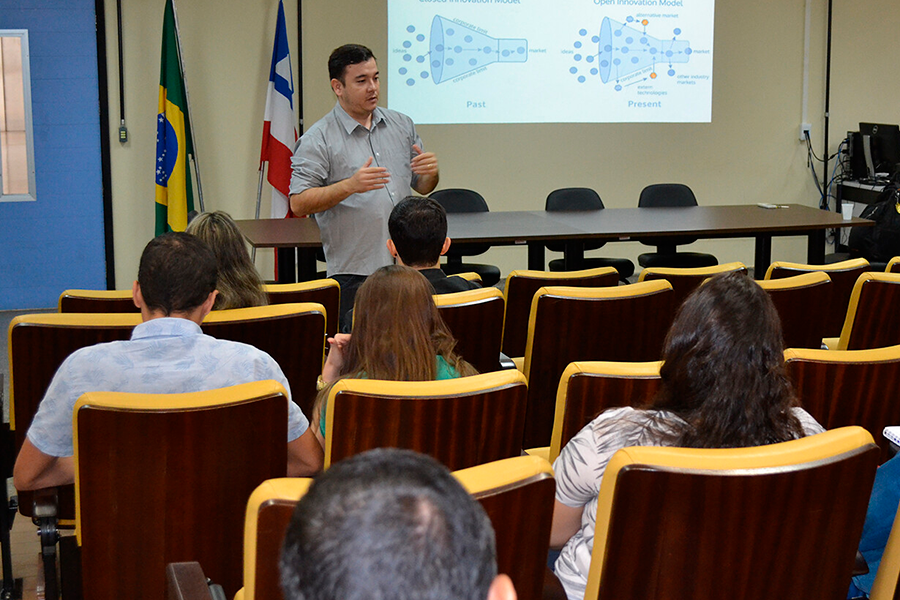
348,157,390,194
411,144,440,194
410,144,439,177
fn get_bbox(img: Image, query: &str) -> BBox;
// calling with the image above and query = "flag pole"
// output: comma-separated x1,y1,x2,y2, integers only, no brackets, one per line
252,165,265,261
170,0,205,212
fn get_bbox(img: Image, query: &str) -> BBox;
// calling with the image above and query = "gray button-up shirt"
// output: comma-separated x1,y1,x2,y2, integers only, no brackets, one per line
290,102,423,276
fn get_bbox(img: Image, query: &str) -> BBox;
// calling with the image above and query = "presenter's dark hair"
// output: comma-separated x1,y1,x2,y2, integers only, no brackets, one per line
651,271,804,448
280,448,497,600
137,232,217,316
328,44,376,82
389,196,448,267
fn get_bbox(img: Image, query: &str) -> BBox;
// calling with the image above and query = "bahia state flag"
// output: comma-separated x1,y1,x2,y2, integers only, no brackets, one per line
155,0,194,236
260,0,298,218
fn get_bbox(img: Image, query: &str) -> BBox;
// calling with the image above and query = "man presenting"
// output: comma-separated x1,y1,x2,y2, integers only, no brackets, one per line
289,44,439,320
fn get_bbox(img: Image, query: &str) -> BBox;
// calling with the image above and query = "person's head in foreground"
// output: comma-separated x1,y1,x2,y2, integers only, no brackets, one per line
280,448,516,600
388,195,451,268
344,264,475,380
185,210,267,310
134,231,218,319
653,270,805,447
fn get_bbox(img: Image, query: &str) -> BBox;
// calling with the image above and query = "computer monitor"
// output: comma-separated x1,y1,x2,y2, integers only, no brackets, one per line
859,123,900,179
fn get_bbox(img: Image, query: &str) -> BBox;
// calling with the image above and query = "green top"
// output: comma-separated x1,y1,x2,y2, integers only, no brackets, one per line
319,355,461,437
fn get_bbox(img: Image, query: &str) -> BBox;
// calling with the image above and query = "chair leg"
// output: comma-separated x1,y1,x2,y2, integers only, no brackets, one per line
0,491,21,600
32,489,60,600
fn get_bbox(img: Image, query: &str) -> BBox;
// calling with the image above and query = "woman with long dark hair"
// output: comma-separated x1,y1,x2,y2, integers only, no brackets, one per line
549,271,824,600
185,211,268,310
311,265,477,444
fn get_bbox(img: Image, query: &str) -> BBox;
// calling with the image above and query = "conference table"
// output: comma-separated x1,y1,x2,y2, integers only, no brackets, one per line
237,204,871,282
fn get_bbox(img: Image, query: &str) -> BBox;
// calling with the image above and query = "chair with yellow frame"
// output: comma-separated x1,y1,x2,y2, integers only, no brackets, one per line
501,267,619,360
582,427,878,600
434,287,506,374
765,257,870,338
637,262,746,325
169,454,557,600
824,272,900,351
323,370,528,471
756,271,832,349
519,281,673,449
785,344,900,464
264,278,340,338
73,381,290,600
527,361,662,464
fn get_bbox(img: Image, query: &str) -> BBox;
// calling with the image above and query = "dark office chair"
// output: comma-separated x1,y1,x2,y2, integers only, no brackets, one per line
430,189,502,287
637,184,718,268
544,188,635,282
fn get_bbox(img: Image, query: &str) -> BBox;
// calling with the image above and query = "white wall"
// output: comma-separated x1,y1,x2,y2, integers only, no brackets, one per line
103,0,897,285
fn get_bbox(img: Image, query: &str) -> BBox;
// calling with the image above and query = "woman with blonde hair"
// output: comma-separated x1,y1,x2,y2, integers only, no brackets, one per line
312,264,477,443
185,211,268,309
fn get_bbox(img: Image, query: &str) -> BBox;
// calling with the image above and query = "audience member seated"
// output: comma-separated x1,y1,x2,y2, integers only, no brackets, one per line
186,210,268,309
12,233,322,491
313,265,477,445
341,195,480,332
548,271,825,600
279,447,517,600
850,450,900,598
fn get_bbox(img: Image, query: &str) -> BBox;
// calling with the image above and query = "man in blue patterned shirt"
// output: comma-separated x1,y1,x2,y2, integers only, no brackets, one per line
13,233,323,491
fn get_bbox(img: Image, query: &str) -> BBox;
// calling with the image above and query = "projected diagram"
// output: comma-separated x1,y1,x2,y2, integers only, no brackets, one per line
569,17,693,89
396,16,527,86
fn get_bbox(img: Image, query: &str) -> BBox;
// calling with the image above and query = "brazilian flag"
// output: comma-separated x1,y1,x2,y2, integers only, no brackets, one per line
155,0,194,236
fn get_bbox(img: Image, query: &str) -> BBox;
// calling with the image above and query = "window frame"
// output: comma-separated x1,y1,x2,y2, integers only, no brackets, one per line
0,29,37,202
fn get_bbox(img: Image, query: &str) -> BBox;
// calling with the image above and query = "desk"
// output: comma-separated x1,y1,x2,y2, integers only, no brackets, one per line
838,180,886,205
238,204,870,281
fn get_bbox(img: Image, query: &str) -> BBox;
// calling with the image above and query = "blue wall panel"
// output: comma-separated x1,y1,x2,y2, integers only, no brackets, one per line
0,0,106,310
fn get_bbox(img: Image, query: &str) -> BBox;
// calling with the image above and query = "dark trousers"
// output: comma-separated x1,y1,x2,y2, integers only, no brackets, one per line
332,274,367,333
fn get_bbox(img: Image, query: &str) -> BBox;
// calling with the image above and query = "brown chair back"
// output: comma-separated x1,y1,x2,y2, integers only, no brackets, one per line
324,371,527,470
58,290,137,313
434,287,505,373
785,345,900,463
502,267,619,358
456,456,557,600
237,455,555,600
8,313,140,520
550,361,662,462
638,262,747,326
74,381,289,600
838,272,900,351
766,258,870,338
521,282,673,448
756,272,832,349
587,427,879,600
202,304,325,416
264,279,340,338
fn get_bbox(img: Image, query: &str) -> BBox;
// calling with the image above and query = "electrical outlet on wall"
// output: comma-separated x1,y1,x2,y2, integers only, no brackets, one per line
800,123,811,141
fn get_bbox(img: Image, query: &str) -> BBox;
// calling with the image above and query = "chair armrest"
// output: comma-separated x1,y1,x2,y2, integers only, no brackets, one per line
499,352,516,370
166,562,225,600
32,487,58,521
525,447,551,463
512,356,525,372
822,337,839,350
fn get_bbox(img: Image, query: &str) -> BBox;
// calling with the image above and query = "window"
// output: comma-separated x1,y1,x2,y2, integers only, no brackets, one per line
0,30,36,201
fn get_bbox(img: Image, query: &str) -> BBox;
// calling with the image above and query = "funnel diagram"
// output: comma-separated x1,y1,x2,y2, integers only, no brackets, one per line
598,17,691,83
397,16,527,86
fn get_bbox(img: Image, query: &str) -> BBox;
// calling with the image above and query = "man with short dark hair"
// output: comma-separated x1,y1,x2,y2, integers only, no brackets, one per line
13,233,323,490
289,44,440,322
388,195,481,294
280,448,517,600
